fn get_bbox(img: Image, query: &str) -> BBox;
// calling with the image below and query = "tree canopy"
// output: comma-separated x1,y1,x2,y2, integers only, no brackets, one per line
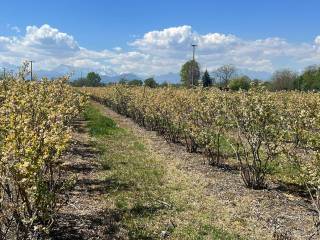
86,72,102,86
229,76,251,91
297,65,320,90
128,79,143,86
202,70,212,87
214,64,237,87
144,77,158,88
180,60,200,87
271,69,297,91
72,72,102,87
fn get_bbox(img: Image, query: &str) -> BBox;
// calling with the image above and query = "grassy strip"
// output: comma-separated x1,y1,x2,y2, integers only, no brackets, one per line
84,103,243,240
84,106,120,136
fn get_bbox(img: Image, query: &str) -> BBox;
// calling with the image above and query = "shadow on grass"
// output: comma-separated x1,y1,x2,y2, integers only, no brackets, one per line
67,139,102,158
212,162,239,173
52,134,131,238
130,203,167,217
105,178,135,193
71,119,87,134
51,209,124,240
273,181,310,198
62,162,97,173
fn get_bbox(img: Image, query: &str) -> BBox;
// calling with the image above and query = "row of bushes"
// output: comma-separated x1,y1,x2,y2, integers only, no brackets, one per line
83,85,320,234
82,85,320,188
0,65,86,239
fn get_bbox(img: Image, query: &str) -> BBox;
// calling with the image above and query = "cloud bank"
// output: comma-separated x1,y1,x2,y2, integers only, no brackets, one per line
0,24,320,75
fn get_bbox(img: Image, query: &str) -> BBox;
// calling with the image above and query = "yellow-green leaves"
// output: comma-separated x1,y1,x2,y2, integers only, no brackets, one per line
0,72,87,238
82,85,320,190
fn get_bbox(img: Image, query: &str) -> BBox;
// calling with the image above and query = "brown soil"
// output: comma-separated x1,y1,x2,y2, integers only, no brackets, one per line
50,120,126,240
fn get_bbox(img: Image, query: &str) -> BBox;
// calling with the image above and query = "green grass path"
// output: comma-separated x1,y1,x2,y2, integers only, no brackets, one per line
84,104,243,240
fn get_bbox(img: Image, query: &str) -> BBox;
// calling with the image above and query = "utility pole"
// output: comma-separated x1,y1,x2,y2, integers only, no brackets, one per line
81,71,83,80
29,60,34,80
192,44,197,61
191,44,197,86
3,67,5,79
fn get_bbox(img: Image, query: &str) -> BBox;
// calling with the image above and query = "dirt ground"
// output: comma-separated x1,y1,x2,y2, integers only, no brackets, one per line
51,102,318,239
50,120,126,240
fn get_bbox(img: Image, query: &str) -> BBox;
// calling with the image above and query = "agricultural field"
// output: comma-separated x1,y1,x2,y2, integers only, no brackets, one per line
2,1,320,239
2,69,320,239
82,85,320,189
80,85,320,239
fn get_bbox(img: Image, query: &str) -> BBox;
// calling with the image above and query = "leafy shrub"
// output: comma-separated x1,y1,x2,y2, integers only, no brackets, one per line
0,63,87,238
81,85,320,192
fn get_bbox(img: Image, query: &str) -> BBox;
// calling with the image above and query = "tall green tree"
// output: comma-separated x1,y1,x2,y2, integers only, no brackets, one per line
144,77,158,88
128,79,143,86
180,60,200,86
119,78,128,85
86,72,102,87
72,72,102,87
229,76,251,91
297,65,320,90
160,81,169,87
202,70,212,87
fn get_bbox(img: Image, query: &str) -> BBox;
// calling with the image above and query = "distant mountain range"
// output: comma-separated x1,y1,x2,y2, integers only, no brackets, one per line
154,72,181,83
237,69,272,81
100,73,141,83
102,71,271,84
100,72,181,84
1,63,272,83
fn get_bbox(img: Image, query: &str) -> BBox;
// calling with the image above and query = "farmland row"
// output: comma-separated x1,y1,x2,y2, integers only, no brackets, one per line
82,85,320,204
0,65,86,239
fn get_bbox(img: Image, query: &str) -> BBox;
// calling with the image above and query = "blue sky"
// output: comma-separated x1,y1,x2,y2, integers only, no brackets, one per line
0,0,320,76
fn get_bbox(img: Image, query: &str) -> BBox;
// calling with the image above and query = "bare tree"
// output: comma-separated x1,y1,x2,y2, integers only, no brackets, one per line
214,64,237,87
272,69,298,91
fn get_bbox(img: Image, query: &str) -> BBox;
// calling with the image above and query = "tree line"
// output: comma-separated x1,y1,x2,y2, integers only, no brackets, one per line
71,72,165,88
71,62,320,91
180,60,320,91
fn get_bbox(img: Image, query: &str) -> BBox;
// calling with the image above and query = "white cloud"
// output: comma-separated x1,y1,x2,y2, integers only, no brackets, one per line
0,24,320,75
21,24,80,57
0,36,11,50
6,24,21,33
0,24,81,68
131,25,194,49
128,26,320,73
315,36,320,45
11,26,20,33
113,46,122,51
200,33,237,46
131,25,237,53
